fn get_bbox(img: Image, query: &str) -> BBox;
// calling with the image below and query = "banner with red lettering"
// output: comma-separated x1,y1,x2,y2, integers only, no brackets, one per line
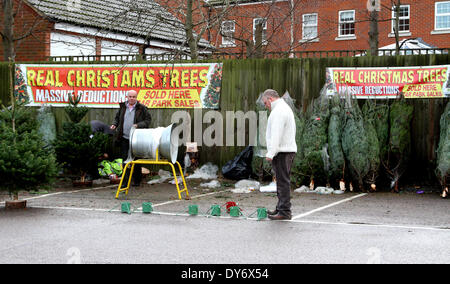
325,65,450,99
15,63,223,108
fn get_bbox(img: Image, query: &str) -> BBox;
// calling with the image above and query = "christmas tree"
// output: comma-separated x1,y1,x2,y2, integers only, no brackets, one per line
436,101,450,197
382,97,414,192
362,100,381,191
54,95,108,182
0,103,58,201
297,89,330,187
251,104,273,181
341,94,370,191
327,94,346,188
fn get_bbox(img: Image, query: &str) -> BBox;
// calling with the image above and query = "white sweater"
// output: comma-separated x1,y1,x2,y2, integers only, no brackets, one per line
266,98,297,159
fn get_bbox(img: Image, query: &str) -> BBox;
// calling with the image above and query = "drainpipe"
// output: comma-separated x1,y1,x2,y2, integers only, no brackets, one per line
290,0,294,57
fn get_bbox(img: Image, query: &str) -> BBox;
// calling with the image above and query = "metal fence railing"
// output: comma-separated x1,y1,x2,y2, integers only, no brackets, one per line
47,48,450,62
210,48,450,59
47,53,196,62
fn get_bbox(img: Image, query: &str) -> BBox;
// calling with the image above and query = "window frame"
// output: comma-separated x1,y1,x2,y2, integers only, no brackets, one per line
338,10,356,38
435,1,450,31
391,4,410,33
253,17,268,45
221,20,236,46
302,13,318,40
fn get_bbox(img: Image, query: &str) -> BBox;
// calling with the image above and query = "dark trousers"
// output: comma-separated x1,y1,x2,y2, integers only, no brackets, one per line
272,152,296,217
120,138,142,185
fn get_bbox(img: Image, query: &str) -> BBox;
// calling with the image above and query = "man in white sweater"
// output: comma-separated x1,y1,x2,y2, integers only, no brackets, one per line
262,89,297,220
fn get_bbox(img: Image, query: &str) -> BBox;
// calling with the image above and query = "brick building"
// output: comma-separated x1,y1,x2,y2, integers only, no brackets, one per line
206,0,450,55
0,0,212,62
3,0,449,61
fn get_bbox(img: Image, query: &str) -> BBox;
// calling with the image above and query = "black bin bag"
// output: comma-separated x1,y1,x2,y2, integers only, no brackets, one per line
222,146,254,180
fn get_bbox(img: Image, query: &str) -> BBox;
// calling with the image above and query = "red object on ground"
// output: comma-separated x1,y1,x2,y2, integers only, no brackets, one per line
224,201,237,213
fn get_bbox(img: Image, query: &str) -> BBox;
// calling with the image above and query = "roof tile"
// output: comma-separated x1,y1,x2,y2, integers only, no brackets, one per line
27,0,210,47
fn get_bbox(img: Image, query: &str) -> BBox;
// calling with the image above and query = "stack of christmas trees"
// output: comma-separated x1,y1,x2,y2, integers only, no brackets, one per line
289,89,414,192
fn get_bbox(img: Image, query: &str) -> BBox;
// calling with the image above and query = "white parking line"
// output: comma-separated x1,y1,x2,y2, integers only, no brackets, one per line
290,219,449,232
0,185,117,205
152,189,232,208
30,205,113,212
291,193,368,220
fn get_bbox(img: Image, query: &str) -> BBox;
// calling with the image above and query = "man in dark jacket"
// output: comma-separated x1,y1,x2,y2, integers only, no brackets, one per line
110,90,151,186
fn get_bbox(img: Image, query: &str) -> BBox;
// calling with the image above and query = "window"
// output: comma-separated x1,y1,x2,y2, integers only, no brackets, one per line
101,40,139,61
221,21,235,46
101,41,139,55
392,5,410,33
50,33,96,61
436,1,450,30
253,18,267,45
338,10,355,37
302,13,318,40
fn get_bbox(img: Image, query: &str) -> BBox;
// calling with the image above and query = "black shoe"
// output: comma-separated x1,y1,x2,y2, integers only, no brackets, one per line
268,214,292,221
267,209,278,216
132,182,141,187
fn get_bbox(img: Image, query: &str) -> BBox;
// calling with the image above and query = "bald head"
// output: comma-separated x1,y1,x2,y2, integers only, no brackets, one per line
127,90,138,106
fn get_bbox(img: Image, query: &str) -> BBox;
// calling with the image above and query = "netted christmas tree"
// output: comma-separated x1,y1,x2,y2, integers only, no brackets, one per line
296,87,330,187
251,104,273,181
382,97,414,192
54,95,108,182
327,93,346,188
371,102,390,163
362,100,381,191
279,91,306,187
0,102,58,201
341,94,370,191
290,108,306,186
436,101,450,197
37,105,57,148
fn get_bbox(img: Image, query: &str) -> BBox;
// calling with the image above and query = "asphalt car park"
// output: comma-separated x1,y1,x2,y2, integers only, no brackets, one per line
0,180,449,264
